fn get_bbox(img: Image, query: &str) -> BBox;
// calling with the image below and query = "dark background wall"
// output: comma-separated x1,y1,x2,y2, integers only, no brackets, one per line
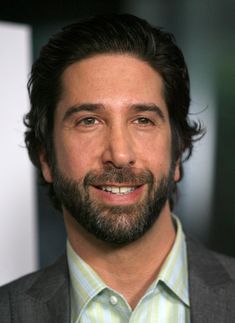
1,0,235,268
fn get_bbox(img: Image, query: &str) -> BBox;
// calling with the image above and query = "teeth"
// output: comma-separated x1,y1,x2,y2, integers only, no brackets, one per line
101,186,135,194
120,187,134,193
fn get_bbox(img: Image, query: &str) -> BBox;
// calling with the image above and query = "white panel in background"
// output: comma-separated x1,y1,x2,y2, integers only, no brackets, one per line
0,22,37,285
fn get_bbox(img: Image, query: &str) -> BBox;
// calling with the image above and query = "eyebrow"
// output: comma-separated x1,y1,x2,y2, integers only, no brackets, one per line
131,103,165,120
63,103,105,122
62,102,165,122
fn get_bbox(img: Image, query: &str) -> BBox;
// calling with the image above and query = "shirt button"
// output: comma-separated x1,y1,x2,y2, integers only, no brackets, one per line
109,295,118,305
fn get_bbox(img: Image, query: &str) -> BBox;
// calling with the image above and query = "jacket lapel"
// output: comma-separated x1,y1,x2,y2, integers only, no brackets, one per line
26,255,70,323
187,237,235,323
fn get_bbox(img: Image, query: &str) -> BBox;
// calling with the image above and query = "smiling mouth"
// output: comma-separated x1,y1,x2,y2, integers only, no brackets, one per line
95,185,140,195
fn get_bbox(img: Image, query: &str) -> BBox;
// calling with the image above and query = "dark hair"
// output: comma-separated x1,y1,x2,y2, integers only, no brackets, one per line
24,13,204,210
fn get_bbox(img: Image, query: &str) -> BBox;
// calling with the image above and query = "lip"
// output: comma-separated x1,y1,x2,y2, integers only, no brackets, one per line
89,184,146,206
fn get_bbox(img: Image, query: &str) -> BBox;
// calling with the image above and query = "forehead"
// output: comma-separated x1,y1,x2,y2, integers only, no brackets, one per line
57,54,167,115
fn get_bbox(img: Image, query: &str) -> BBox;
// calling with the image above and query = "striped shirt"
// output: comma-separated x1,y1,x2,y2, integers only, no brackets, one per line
67,216,190,322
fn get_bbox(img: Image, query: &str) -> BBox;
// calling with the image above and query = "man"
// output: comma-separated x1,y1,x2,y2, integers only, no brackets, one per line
1,13,235,323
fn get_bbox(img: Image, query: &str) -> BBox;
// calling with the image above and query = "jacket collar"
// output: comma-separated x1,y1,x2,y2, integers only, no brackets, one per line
187,237,235,323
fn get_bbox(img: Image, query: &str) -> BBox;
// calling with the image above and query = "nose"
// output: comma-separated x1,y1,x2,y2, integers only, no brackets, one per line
101,125,136,168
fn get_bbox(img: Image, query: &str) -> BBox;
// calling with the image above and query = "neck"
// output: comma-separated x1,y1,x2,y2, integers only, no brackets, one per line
64,203,176,309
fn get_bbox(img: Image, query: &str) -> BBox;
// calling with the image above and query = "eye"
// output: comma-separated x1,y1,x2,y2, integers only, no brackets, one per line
76,117,99,126
133,117,154,125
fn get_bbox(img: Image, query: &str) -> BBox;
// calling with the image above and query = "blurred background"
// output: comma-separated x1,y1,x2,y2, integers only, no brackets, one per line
0,0,234,285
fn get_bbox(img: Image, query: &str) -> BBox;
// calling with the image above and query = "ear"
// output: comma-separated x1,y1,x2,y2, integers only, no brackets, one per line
39,149,53,183
174,159,181,182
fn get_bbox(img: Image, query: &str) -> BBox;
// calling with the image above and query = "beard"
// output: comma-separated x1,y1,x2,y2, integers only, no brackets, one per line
52,164,175,245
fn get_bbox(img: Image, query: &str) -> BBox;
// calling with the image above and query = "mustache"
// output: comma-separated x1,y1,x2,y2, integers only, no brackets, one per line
84,166,154,187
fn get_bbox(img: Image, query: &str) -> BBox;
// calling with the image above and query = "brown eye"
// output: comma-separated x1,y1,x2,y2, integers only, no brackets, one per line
78,117,99,126
134,117,153,125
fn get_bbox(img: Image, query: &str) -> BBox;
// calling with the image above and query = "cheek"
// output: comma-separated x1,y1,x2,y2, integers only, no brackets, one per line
135,132,172,173
54,133,103,178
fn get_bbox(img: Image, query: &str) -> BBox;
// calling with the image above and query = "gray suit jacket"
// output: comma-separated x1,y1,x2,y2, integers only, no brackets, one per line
1,237,235,322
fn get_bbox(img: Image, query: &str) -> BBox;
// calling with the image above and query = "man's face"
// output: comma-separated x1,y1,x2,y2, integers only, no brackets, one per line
41,54,180,244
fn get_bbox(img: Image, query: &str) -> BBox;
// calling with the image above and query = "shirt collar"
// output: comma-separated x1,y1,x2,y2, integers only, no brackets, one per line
156,215,190,307
67,241,106,321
